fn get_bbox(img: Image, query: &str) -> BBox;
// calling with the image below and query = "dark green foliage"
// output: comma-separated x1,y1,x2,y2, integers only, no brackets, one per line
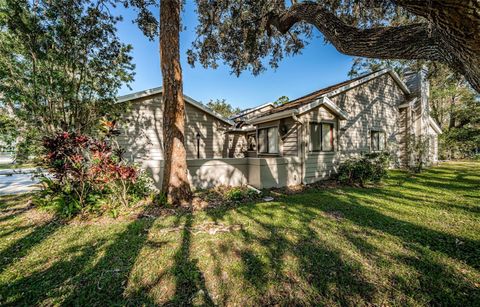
273,95,289,106
205,99,241,118
0,113,17,151
197,185,261,206
187,1,413,76
337,152,390,186
0,0,134,137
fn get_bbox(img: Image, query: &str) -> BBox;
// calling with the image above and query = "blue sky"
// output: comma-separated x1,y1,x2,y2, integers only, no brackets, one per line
115,2,354,110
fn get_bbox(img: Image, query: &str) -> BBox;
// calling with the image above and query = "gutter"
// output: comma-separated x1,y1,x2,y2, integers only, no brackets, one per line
247,109,299,125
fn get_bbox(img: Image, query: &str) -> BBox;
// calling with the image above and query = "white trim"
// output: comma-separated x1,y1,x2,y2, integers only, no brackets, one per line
116,87,234,125
247,109,299,125
398,98,417,109
298,97,349,120
229,102,275,120
429,116,442,134
387,70,411,95
321,69,410,100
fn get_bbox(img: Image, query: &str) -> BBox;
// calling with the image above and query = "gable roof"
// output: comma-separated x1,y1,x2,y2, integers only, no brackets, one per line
117,87,234,125
429,117,443,134
251,69,411,122
248,96,348,125
229,102,275,120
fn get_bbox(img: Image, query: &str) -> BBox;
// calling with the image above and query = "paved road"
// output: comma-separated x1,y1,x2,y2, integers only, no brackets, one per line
0,172,41,195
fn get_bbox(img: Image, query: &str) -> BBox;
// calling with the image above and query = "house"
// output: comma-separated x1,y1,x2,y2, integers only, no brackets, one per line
117,69,441,189
116,88,233,186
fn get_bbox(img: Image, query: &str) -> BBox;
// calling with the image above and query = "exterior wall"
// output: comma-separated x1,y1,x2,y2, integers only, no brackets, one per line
330,73,407,166
131,157,302,190
245,105,275,119
428,125,439,164
117,93,231,181
248,157,302,188
281,117,299,157
188,158,249,189
256,118,299,158
184,102,230,159
299,105,341,183
117,95,164,182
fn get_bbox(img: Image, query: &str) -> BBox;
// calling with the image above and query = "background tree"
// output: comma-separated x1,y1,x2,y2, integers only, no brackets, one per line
206,99,241,118
274,96,290,106
0,0,134,138
188,0,480,93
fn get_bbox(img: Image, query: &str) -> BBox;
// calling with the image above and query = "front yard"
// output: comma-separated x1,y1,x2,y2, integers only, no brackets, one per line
0,161,479,306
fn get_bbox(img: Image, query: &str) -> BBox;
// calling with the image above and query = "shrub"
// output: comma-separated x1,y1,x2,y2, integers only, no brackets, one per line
337,152,390,186
38,125,152,217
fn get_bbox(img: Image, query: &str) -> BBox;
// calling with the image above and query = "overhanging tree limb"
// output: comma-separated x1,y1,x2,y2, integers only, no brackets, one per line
265,1,480,92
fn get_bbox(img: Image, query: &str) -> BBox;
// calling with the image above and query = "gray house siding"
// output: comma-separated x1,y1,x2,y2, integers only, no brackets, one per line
299,105,340,183
116,69,439,190
117,93,231,186
331,73,407,166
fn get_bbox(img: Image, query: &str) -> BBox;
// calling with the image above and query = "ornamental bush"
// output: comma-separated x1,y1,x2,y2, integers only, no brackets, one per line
337,152,390,186
38,123,153,217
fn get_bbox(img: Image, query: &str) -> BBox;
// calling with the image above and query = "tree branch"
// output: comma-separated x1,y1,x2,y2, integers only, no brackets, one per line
267,2,441,61
266,1,480,93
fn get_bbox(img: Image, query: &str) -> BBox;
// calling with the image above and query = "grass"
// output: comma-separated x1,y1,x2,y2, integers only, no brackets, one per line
0,161,479,306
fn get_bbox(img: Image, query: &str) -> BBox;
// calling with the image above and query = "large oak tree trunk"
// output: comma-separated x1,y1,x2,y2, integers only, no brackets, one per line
160,0,192,205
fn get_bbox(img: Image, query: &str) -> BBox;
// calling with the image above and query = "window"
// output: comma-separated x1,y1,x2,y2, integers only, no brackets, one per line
310,123,334,152
371,131,385,151
247,134,256,151
258,127,279,154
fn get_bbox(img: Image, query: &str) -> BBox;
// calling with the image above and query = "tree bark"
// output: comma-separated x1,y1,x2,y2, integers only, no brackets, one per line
266,1,480,93
160,0,192,205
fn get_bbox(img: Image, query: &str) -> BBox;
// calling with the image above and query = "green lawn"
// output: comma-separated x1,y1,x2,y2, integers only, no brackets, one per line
0,161,479,306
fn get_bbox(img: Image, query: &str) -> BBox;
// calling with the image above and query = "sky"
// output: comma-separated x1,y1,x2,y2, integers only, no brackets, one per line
115,2,354,111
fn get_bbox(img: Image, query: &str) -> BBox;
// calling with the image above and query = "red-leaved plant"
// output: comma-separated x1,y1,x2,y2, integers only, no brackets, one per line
41,121,146,214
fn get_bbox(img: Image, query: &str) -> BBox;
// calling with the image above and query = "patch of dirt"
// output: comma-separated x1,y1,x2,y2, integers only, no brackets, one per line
159,222,243,235
269,179,341,197
0,196,54,225
322,211,344,221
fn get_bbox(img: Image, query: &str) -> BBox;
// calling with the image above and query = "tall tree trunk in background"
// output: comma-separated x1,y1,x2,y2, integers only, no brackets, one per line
160,0,192,205
449,95,456,129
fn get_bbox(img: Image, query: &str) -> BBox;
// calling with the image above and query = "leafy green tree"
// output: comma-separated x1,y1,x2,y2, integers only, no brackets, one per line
274,96,289,106
206,99,241,118
0,0,135,136
0,113,17,151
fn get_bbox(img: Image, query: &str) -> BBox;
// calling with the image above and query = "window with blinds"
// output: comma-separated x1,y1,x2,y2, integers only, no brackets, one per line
310,123,334,152
258,127,279,154
371,131,385,151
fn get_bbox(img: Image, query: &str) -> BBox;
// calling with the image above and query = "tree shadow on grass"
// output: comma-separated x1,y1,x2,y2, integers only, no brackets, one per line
162,213,215,306
0,212,157,306
227,204,377,306
284,190,480,305
0,220,62,275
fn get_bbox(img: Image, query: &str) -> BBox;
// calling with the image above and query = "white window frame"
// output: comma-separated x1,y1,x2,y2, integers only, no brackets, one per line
309,121,335,152
371,130,386,152
257,126,279,155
